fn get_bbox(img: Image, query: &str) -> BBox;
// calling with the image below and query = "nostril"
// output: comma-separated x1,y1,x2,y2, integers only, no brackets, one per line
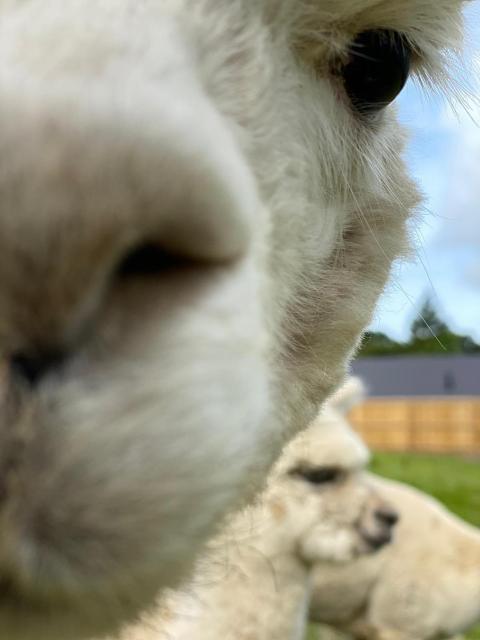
9,351,64,387
375,509,399,528
116,243,190,278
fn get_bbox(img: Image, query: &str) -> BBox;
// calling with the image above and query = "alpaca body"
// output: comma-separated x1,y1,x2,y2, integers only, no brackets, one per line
151,514,313,640
310,477,480,640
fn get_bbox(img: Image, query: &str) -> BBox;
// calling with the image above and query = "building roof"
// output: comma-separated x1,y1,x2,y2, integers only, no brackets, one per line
351,355,480,397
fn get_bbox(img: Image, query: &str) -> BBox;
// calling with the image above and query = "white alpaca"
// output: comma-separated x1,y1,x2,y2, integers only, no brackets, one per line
308,379,480,640
307,379,480,640
109,388,398,640
310,476,480,640
0,1,466,638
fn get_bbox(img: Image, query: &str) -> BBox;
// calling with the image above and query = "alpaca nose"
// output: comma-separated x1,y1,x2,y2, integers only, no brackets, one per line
9,351,65,388
375,506,399,528
0,80,257,363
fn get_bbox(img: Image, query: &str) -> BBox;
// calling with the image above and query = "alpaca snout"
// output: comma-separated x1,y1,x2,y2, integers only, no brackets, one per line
374,505,399,528
0,76,259,372
0,27,269,629
358,495,399,552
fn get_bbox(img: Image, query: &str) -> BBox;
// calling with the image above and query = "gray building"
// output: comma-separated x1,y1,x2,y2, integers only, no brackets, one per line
351,355,480,397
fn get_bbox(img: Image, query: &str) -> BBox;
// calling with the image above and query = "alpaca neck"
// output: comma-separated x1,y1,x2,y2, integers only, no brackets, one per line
157,506,311,640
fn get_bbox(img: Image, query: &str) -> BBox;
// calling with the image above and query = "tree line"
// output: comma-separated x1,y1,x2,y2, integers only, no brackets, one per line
359,299,480,357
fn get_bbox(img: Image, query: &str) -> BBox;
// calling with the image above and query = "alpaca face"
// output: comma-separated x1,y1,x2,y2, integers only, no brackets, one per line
269,403,398,565
289,468,398,564
0,1,465,638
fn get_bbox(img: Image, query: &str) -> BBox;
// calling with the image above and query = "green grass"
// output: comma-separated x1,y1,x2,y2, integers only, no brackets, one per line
306,628,320,640
371,452,480,528
311,451,480,640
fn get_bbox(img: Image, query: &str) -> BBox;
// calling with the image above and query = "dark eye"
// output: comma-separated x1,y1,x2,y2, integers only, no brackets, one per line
343,30,411,115
291,466,342,485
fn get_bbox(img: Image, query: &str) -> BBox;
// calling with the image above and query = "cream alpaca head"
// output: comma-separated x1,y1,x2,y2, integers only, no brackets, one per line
0,1,466,639
264,377,398,565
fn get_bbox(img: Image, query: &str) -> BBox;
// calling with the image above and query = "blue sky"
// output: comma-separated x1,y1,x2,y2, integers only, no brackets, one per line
369,4,480,343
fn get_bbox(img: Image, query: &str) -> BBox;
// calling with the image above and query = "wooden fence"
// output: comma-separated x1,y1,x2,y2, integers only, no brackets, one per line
349,397,480,454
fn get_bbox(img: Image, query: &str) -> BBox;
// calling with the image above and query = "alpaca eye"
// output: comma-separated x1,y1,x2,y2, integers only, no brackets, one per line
343,30,411,115
291,466,342,486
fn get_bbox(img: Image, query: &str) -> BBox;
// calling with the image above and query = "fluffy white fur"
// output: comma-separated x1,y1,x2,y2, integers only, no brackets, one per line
307,385,480,640
0,1,466,638
310,477,480,640
106,391,397,640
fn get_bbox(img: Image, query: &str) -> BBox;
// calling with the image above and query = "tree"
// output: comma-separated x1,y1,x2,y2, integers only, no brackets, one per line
410,298,449,342
356,297,480,357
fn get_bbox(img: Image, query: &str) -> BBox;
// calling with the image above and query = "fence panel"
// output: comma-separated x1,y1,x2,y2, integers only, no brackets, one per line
349,398,480,453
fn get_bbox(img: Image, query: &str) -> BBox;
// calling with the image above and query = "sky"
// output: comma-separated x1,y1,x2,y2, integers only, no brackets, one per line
369,4,480,343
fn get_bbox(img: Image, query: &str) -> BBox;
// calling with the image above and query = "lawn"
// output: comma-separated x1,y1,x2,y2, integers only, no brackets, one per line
310,451,480,640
